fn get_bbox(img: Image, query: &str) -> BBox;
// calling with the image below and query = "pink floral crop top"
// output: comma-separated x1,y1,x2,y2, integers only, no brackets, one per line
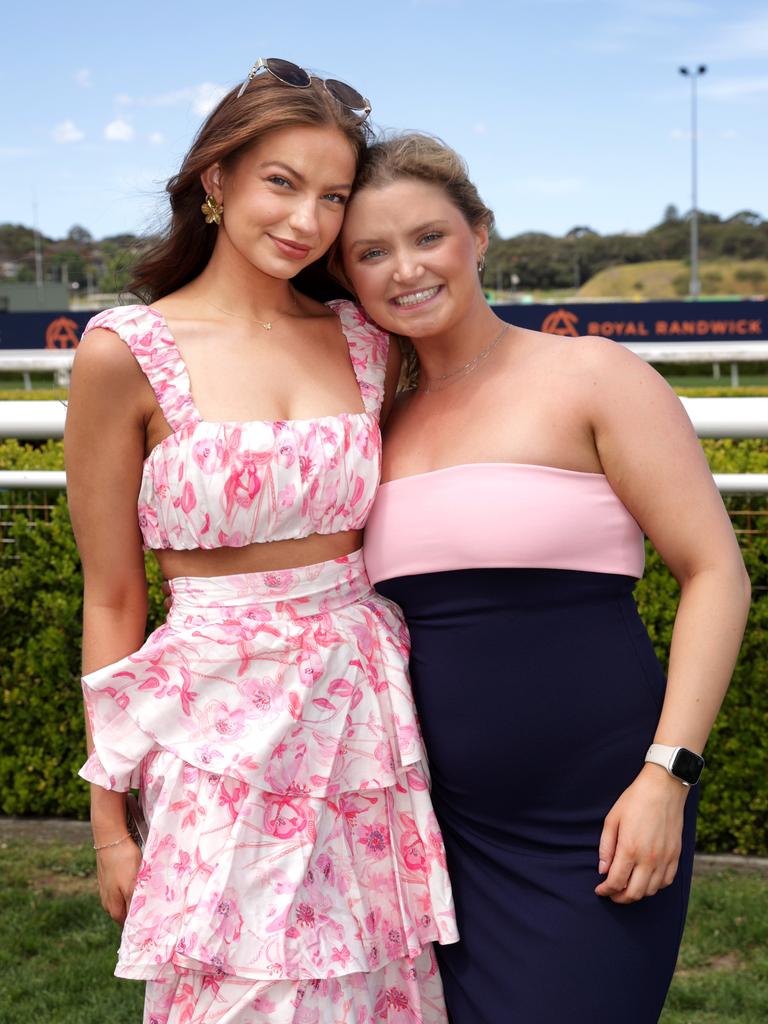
81,301,389,550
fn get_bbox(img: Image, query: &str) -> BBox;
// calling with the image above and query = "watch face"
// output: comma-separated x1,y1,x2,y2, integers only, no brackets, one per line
671,748,704,785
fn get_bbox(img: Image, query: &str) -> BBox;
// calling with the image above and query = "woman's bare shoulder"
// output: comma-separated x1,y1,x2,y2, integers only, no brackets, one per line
73,327,148,387
528,328,668,389
70,328,155,426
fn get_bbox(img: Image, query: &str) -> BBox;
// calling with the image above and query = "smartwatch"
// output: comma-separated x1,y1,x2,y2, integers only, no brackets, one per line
644,744,705,787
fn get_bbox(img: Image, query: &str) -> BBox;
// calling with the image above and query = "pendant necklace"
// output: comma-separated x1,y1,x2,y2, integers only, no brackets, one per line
419,323,509,394
206,297,297,332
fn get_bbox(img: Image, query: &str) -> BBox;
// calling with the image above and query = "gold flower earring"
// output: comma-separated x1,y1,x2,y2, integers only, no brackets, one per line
201,194,223,225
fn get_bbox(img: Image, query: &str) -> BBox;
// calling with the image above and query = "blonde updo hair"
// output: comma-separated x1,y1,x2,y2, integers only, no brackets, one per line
341,132,495,387
353,131,495,232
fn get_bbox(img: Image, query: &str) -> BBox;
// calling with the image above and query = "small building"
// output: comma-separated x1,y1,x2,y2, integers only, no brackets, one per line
0,282,70,313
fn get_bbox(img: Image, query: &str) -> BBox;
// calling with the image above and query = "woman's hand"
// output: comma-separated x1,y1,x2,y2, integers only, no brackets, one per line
595,764,689,904
96,838,143,924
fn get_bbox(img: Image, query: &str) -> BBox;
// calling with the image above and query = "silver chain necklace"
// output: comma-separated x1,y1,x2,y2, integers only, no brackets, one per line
419,323,509,394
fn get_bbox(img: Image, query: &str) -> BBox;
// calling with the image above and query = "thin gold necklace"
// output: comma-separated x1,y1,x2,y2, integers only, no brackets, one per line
206,296,298,332
419,323,509,394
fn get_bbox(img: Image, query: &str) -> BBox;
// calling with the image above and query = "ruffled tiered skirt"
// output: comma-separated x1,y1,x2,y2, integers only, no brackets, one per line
80,550,457,1023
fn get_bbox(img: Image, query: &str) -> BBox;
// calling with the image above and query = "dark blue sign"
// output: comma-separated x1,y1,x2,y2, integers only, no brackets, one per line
0,311,92,350
0,300,765,349
492,300,766,342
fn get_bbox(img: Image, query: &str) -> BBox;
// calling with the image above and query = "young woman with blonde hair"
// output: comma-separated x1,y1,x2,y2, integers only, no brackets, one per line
339,132,750,1023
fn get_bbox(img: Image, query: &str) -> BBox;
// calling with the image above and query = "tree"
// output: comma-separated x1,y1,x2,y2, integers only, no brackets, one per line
66,225,93,245
727,210,763,227
663,204,680,223
566,226,598,240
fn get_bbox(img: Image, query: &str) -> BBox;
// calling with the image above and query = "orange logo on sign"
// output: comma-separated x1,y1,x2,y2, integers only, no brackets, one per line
45,316,80,349
541,309,580,337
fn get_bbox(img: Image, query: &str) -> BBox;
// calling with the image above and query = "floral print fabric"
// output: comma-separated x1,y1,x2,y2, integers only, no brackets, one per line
81,301,387,550
80,552,457,1020
78,302,456,1020
143,945,446,1024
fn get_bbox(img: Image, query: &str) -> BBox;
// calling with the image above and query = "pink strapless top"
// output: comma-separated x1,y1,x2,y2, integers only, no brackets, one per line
363,462,645,583
82,301,389,550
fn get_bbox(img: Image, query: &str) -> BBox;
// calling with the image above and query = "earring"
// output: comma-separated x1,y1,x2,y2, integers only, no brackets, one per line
201,194,223,225
477,255,486,274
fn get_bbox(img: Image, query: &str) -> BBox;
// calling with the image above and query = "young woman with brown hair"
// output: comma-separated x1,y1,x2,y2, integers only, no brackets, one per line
65,69,456,1024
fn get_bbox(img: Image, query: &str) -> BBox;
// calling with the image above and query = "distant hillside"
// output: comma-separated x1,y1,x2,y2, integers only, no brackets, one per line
486,209,767,292
578,259,768,300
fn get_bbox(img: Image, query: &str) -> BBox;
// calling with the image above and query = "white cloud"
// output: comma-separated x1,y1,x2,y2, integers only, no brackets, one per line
148,131,165,145
52,120,85,144
708,14,768,59
585,0,712,53
189,83,228,116
104,118,135,142
74,68,92,88
700,76,768,100
118,82,228,117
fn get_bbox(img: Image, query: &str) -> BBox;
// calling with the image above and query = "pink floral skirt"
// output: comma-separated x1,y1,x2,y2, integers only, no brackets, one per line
80,549,457,1022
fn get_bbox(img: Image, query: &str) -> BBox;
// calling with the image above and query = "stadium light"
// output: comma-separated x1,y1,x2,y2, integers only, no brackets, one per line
678,65,707,299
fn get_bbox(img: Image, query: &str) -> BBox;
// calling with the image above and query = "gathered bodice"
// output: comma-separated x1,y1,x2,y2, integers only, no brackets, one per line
82,301,389,550
363,462,646,583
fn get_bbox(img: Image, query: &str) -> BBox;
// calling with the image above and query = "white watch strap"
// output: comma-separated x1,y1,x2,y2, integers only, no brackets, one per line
645,744,683,776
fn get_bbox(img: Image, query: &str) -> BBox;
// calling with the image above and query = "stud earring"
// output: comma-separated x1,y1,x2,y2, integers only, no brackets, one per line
201,194,223,225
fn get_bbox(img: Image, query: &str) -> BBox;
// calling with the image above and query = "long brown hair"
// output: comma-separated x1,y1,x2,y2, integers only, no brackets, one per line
130,74,371,303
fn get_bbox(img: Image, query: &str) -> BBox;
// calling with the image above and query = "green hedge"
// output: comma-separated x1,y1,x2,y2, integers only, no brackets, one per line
1,438,766,854
0,389,69,401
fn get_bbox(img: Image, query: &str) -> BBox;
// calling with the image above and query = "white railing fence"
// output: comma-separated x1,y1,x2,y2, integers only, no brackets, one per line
1,398,768,494
2,340,768,389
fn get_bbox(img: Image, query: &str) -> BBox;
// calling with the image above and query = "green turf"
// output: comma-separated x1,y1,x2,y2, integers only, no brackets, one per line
0,838,765,1022
0,839,144,1023
660,870,768,1022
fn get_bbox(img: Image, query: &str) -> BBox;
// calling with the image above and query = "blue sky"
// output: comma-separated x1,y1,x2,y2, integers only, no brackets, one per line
2,0,766,241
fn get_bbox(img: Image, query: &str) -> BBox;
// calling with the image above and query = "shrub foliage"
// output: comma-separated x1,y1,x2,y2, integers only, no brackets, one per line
1,438,766,853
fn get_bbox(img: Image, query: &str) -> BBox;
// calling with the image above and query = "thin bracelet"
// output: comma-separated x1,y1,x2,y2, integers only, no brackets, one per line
93,834,131,852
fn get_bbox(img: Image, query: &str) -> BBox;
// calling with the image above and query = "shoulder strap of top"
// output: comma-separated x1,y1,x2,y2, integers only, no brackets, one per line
327,299,390,418
82,305,200,432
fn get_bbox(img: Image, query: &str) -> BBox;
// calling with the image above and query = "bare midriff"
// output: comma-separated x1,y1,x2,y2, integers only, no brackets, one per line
154,528,364,580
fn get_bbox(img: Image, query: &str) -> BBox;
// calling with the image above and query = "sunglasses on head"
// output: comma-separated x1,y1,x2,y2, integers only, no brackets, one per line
237,57,372,124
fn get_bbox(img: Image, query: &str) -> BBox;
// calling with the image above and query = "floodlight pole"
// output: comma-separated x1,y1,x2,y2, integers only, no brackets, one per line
679,65,707,300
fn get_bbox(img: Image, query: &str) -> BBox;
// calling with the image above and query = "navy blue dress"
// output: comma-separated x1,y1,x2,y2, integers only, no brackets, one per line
366,466,698,1024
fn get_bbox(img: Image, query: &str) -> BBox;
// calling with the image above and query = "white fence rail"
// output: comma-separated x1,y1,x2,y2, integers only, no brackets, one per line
1,470,68,489
0,350,75,389
2,341,768,388
2,398,768,442
1,401,68,439
2,398,767,493
1,470,766,494
622,340,768,387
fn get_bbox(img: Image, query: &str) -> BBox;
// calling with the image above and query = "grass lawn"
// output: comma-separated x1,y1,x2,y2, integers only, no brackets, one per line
0,838,143,1023
0,837,765,1023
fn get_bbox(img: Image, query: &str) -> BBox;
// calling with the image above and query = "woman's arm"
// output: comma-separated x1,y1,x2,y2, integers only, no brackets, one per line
65,327,154,922
580,339,750,903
